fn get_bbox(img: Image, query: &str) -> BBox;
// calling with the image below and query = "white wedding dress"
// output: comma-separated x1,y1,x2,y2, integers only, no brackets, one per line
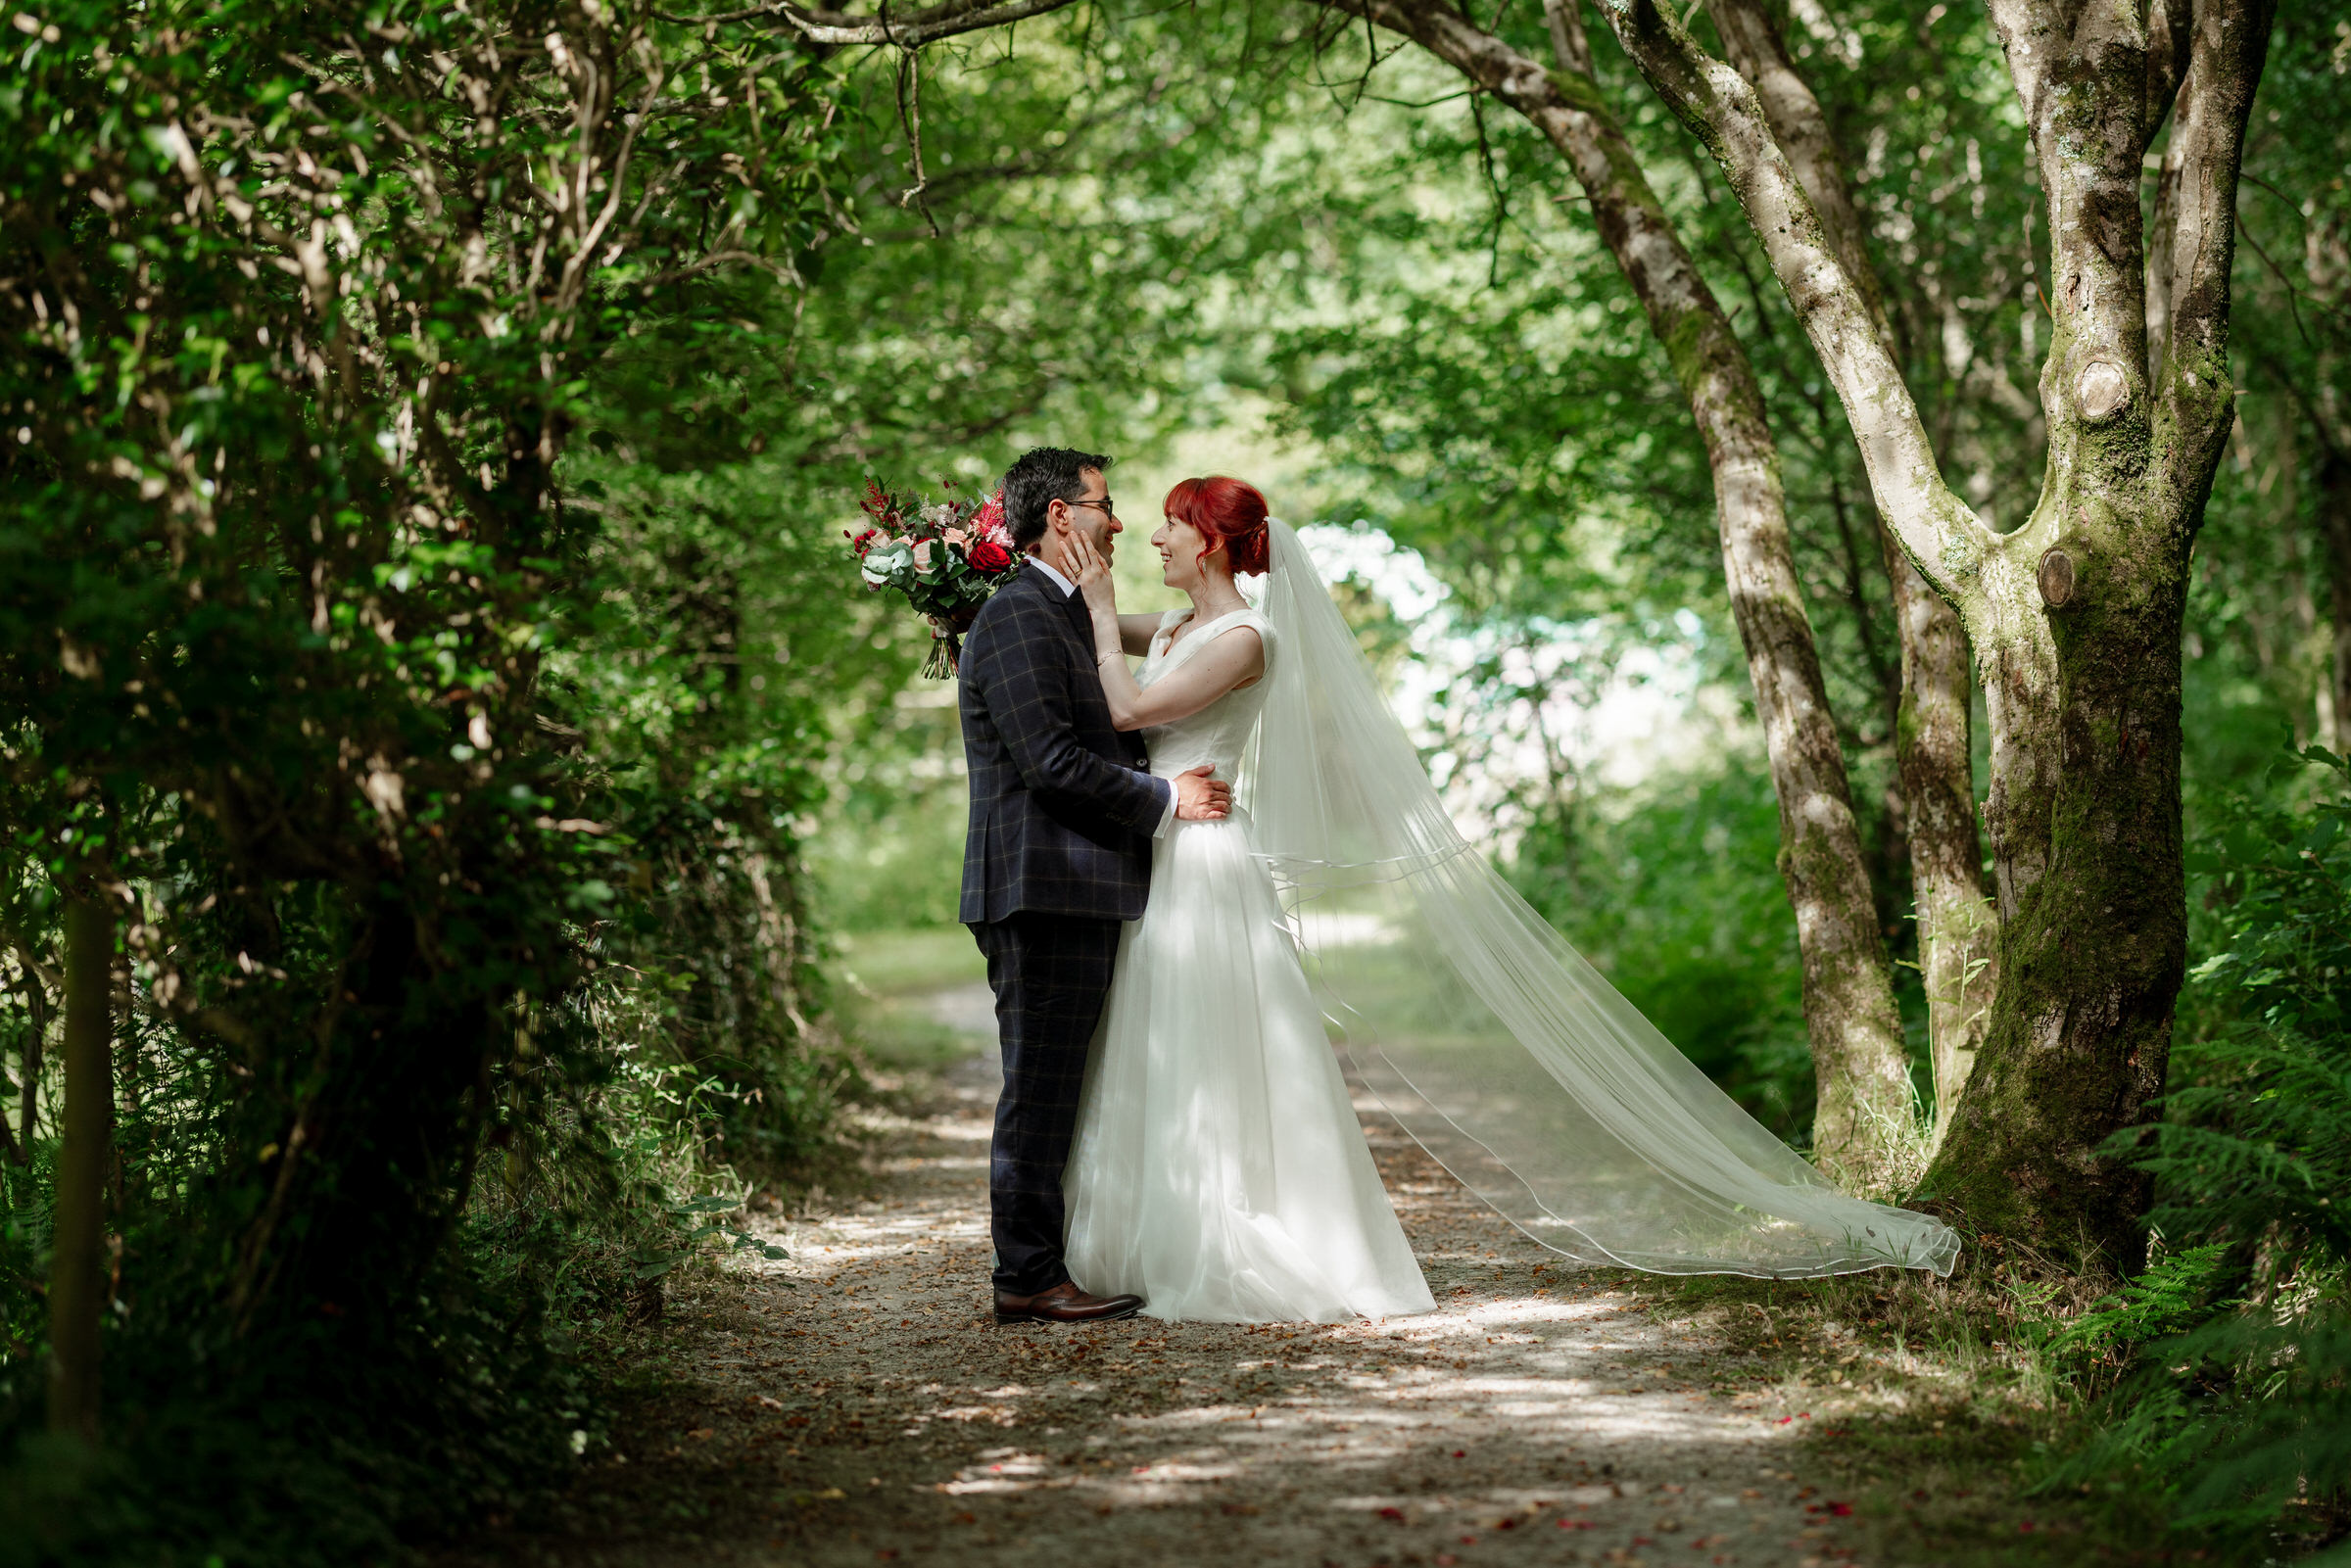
1060,521,1957,1327
1062,607,1438,1323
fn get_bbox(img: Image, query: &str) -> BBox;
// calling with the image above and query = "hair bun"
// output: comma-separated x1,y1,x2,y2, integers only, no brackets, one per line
1164,475,1271,576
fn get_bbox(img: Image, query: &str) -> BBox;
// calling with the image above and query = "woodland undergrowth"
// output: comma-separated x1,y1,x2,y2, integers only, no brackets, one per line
1644,750,2351,1566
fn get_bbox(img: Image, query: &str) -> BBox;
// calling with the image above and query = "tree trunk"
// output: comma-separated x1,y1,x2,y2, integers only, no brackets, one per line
1924,0,2270,1267
47,893,111,1441
1707,0,2000,1143
19,962,40,1161
1329,0,1921,1191
1594,0,2275,1268
2320,449,2351,755
2,954,41,1165
1884,538,1998,1145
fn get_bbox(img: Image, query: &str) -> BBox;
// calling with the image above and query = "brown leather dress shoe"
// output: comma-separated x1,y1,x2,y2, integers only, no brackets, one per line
993,1281,1146,1325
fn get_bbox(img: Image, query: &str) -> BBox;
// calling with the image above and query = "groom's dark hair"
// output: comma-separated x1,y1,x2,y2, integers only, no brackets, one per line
1002,447,1113,552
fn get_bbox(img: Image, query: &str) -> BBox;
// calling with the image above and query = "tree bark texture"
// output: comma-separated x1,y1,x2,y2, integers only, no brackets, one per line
1329,0,1921,1191
4,943,45,1165
47,893,111,1441
1596,0,2276,1267
2322,448,2351,755
1704,0,1999,1144
1884,537,1997,1145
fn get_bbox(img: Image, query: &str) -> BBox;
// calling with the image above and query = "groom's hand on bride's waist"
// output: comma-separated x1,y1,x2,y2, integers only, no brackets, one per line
1172,765,1230,822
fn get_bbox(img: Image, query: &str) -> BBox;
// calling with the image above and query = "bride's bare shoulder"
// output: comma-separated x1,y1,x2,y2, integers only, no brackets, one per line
1192,619,1267,687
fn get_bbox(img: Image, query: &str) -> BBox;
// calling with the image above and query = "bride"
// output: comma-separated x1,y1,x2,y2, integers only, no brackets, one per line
1058,477,1958,1325
1061,477,1434,1321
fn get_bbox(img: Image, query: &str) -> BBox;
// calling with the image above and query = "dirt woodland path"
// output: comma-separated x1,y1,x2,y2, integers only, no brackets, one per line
459,986,2070,1568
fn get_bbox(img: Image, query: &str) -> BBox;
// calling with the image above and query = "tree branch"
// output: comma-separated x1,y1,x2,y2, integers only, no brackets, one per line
2144,0,2194,133
2155,0,2277,504
1592,0,1994,613
1703,0,1891,354
1980,0,2059,126
767,0,1080,46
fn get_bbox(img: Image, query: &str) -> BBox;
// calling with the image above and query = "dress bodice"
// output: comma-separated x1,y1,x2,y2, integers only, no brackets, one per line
1137,607,1274,782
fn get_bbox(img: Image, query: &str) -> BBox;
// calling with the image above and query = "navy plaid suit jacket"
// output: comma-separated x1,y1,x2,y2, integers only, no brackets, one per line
958,562,1167,924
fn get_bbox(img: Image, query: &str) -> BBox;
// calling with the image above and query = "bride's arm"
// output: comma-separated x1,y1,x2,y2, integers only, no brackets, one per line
1095,626,1263,731
1069,535,1264,731
1115,612,1161,656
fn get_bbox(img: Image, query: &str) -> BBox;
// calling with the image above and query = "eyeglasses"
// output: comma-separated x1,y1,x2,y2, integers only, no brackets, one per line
1061,495,1115,516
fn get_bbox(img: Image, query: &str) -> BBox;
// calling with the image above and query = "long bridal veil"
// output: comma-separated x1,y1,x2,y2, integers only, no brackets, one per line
1244,519,1959,1279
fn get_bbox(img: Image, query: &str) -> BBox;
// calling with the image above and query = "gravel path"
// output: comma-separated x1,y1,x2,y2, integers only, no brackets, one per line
575,988,1877,1568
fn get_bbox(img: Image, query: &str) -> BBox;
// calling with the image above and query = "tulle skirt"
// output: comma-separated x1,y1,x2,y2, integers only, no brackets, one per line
1062,809,1436,1323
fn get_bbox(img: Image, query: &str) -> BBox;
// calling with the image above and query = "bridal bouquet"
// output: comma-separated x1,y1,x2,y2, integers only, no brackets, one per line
848,478,1021,677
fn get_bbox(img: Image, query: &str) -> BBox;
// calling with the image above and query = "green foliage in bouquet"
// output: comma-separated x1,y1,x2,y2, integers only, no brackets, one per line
850,479,1020,677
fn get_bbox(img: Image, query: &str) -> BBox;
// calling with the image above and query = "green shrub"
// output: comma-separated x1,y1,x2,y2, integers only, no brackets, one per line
0,3,850,1557
2040,749,2351,1556
1510,761,1818,1143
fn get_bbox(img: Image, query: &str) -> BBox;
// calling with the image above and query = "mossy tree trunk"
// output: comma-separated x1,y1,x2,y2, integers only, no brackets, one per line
1703,0,2000,1146
2312,431,2351,754
1322,0,1922,1191
47,892,112,1441
1597,0,2276,1269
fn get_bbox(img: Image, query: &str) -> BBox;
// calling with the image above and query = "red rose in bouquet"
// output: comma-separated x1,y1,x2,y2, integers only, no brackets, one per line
847,478,1025,677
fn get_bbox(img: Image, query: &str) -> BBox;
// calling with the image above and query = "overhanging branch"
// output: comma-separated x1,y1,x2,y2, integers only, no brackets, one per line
1593,0,1993,612
766,0,1080,46
1703,0,1892,355
2156,0,2276,487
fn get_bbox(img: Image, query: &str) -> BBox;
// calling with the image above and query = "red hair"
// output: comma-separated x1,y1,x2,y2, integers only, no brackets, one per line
1162,476,1271,576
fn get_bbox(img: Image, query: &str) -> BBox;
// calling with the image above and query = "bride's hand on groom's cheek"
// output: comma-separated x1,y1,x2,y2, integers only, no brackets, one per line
1068,535,1116,608
1173,765,1230,822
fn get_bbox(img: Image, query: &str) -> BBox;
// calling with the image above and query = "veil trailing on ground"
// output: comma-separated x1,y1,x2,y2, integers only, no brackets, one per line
1241,519,1960,1278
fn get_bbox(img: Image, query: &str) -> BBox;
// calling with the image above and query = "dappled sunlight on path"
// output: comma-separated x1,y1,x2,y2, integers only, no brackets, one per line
577,1030,1877,1568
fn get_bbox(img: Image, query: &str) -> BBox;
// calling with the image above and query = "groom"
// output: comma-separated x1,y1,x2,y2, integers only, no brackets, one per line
958,447,1230,1325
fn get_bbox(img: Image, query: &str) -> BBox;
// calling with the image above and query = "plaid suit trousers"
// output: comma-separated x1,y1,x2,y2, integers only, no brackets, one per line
972,910,1124,1295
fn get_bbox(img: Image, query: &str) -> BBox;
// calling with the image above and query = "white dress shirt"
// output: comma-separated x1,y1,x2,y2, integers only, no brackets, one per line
1027,555,1176,840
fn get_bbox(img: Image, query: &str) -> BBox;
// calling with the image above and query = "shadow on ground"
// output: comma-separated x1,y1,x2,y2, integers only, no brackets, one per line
445,947,2144,1568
